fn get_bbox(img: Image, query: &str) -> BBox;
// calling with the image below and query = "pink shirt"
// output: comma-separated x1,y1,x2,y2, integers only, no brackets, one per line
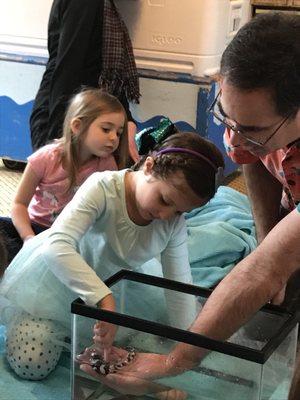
224,128,300,210
27,143,117,227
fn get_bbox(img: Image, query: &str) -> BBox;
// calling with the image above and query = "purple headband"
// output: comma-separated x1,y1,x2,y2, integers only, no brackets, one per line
156,147,218,172
155,147,224,190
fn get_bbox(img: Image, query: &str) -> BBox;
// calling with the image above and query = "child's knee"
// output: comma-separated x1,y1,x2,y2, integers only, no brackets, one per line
6,314,63,380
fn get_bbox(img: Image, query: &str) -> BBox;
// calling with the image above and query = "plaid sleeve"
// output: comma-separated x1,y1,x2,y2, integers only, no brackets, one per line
223,128,259,164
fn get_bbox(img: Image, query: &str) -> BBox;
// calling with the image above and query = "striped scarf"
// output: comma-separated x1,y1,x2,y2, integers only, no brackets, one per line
99,0,140,103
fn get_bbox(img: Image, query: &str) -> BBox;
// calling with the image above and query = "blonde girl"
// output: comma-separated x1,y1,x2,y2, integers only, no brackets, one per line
0,89,129,264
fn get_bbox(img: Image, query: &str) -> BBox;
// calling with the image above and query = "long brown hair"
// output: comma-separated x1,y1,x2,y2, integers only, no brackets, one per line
57,89,130,192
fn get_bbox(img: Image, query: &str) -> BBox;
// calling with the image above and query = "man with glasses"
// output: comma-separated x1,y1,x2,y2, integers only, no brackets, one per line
209,17,300,247
170,11,300,396
207,12,300,310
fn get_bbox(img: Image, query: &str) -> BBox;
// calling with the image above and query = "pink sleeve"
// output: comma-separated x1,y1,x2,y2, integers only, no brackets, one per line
27,144,56,179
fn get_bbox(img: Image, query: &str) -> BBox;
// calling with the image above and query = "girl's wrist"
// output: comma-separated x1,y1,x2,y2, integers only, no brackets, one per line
23,234,35,242
97,293,115,311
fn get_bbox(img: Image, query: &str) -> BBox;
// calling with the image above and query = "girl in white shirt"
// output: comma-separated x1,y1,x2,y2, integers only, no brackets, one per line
0,132,224,380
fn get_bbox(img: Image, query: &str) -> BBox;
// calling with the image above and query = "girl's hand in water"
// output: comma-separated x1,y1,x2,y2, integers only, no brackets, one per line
94,294,117,360
93,321,117,360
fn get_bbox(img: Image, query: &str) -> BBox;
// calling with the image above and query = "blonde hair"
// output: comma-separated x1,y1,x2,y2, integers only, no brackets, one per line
57,88,129,191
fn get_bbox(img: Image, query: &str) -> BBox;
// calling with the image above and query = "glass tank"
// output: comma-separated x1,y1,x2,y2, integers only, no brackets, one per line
71,270,298,400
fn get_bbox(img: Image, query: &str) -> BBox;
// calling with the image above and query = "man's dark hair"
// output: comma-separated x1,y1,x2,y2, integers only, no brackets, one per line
220,13,300,117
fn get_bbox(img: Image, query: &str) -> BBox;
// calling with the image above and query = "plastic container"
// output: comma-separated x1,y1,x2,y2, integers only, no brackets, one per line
115,0,251,77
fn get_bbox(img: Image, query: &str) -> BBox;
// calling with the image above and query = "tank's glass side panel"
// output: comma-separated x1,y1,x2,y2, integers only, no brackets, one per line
71,313,262,400
229,310,289,351
110,279,290,349
260,325,298,400
72,313,103,400
71,314,75,400
111,278,202,330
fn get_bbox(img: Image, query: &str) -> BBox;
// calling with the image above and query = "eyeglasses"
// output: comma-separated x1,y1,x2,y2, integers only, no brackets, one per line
208,91,291,147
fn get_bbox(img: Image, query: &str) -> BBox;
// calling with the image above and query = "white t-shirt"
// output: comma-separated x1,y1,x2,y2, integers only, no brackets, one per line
1,170,195,330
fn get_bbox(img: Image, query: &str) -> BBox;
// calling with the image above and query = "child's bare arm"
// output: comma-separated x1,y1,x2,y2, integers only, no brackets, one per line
94,294,117,360
11,164,40,241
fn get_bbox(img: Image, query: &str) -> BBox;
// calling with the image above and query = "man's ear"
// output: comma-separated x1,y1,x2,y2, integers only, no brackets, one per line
70,118,82,135
219,76,224,90
142,156,154,177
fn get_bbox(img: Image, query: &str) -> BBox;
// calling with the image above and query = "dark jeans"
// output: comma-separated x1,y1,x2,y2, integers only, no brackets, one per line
30,0,133,151
0,217,47,266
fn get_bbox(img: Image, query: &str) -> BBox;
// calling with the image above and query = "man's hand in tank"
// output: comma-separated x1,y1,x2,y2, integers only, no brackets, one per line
79,345,201,398
80,350,188,399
